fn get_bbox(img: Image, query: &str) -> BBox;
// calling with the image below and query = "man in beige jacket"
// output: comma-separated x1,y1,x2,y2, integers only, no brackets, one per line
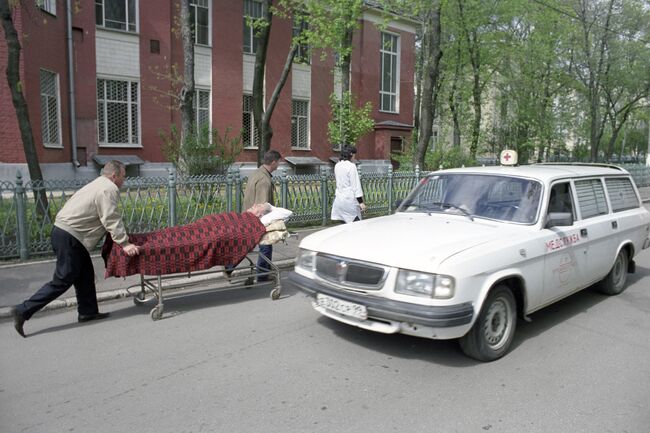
11,160,140,337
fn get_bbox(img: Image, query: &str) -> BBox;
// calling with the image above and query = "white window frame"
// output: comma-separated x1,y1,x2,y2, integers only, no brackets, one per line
379,31,400,113
292,17,310,65
243,0,263,54
97,77,141,147
40,69,62,148
190,0,211,46
37,0,57,15
195,88,211,131
242,94,258,149
95,0,138,33
291,99,310,149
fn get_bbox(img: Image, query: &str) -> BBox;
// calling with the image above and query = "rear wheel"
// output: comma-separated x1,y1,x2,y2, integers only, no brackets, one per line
597,249,628,296
460,285,517,362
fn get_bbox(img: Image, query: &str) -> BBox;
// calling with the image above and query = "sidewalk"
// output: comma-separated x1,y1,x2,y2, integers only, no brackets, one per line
2,186,649,319
0,227,321,318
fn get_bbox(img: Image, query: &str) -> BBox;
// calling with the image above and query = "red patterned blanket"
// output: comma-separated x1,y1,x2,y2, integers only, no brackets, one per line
102,212,266,277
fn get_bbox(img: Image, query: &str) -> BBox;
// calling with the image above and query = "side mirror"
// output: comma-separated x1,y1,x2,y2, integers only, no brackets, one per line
545,212,573,228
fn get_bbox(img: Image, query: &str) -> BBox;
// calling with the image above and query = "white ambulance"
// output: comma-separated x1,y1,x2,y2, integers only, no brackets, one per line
287,152,650,361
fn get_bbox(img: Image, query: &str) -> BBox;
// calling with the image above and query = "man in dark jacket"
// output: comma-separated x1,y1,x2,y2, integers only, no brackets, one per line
243,150,281,281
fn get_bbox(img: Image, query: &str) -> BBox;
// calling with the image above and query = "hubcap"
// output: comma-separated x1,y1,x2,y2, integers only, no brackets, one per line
612,254,625,288
483,298,512,349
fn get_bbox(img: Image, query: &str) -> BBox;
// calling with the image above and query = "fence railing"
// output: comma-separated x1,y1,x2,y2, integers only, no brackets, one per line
1,164,649,261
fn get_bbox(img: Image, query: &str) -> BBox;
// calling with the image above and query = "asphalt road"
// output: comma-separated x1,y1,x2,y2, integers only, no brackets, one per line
2,238,650,433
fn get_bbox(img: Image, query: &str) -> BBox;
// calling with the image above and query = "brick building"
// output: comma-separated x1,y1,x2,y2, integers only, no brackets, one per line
0,0,416,180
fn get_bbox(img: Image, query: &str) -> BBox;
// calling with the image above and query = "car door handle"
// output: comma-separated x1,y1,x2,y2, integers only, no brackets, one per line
581,228,588,237
612,221,618,229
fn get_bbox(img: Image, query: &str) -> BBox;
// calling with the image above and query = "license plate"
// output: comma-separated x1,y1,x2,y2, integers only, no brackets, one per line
316,293,368,320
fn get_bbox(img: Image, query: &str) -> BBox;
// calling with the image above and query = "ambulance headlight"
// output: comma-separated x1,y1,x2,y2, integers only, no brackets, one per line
296,249,317,272
395,270,455,299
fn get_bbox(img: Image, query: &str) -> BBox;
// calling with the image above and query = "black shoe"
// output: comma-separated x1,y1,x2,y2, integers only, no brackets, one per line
10,306,26,338
78,312,110,323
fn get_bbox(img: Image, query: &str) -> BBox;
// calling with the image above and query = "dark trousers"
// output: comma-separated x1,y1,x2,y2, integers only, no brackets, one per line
256,244,273,281
225,244,273,281
15,227,99,320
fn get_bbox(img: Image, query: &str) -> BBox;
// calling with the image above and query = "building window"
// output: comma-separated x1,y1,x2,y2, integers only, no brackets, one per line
380,32,399,113
243,0,262,54
190,0,210,46
40,69,61,147
95,0,137,32
291,100,309,149
196,89,210,130
97,78,140,146
242,95,259,148
292,18,310,64
38,0,57,15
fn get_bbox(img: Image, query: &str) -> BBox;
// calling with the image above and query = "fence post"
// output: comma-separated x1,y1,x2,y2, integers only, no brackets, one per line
167,168,177,227
387,165,393,213
320,166,329,226
15,171,29,260
235,167,242,213
280,167,288,209
226,168,233,212
415,164,420,182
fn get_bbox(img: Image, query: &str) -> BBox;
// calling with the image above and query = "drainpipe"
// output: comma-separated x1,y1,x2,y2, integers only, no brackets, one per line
66,0,80,168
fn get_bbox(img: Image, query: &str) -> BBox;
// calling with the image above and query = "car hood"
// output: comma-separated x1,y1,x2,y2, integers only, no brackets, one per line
300,213,515,271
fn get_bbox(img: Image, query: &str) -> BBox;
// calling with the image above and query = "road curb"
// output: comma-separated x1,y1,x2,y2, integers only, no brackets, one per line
0,259,296,319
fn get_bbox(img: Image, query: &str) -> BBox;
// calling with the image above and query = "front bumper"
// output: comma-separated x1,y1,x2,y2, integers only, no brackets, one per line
287,271,474,328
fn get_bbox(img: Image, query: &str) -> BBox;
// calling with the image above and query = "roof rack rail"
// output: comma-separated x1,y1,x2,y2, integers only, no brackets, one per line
533,162,625,171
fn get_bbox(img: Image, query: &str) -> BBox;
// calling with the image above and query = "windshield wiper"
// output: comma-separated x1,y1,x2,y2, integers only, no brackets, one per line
427,202,474,221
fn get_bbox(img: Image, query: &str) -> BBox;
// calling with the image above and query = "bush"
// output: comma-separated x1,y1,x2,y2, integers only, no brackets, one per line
160,124,243,176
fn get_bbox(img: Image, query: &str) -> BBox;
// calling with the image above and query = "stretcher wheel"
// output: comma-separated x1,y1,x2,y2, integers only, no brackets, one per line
133,292,147,305
270,288,281,300
150,306,163,321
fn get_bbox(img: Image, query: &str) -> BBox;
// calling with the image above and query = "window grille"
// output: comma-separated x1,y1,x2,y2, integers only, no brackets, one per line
96,0,137,32
40,69,61,147
380,32,399,113
242,95,259,148
97,78,140,146
190,0,210,45
243,0,262,54
605,178,639,212
291,100,309,149
575,179,608,219
292,18,310,64
196,89,210,130
38,0,56,15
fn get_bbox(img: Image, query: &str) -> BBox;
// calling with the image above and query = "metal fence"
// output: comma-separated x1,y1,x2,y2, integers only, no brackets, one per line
1,164,649,261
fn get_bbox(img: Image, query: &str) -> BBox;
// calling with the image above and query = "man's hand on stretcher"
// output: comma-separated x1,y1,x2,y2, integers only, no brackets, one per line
123,243,141,256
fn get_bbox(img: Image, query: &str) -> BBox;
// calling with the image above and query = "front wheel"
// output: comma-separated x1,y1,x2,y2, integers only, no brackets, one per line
459,285,517,362
597,249,628,296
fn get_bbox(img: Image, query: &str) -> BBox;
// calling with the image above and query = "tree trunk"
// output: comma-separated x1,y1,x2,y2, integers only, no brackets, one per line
415,2,442,170
1,0,49,220
179,0,195,170
252,0,272,165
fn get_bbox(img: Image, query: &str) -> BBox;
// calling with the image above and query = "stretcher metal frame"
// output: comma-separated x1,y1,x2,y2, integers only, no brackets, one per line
132,252,281,320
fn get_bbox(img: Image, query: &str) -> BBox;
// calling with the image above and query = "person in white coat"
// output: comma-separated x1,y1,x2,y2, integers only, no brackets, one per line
331,145,367,223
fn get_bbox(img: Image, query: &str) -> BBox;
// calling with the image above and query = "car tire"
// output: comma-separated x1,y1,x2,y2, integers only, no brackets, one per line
459,285,517,362
597,249,628,296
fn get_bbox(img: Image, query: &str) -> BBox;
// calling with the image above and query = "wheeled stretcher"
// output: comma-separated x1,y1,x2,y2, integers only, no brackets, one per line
101,212,290,320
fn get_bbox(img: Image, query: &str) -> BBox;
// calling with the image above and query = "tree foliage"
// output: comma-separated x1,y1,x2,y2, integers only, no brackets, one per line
403,0,650,165
327,91,374,147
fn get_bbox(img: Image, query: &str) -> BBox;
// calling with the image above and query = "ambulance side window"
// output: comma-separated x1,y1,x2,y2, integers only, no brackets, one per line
548,183,574,216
